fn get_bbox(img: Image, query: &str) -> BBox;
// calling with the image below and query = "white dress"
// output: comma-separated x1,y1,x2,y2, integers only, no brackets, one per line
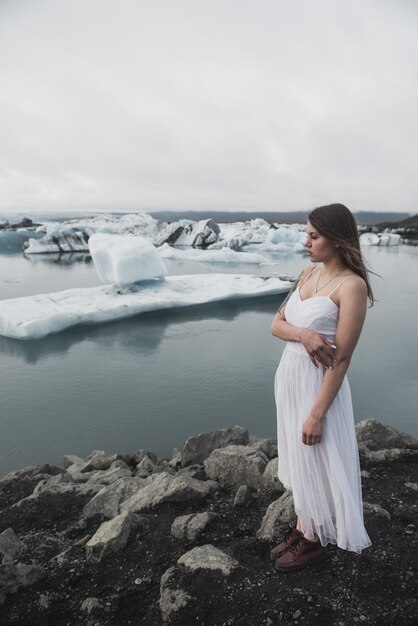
274,274,372,554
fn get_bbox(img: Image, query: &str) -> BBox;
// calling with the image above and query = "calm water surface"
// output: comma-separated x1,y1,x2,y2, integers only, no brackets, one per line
0,245,417,475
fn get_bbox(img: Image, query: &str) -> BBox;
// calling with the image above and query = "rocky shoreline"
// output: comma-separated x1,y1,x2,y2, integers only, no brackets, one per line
1,419,417,625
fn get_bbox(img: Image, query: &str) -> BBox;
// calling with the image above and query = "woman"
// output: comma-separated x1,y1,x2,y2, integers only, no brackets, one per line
270,203,374,572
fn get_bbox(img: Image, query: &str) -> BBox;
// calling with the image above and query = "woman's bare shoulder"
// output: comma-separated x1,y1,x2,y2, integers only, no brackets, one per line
340,273,368,299
298,265,316,281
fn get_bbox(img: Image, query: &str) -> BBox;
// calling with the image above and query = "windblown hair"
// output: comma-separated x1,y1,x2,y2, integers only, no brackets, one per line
308,203,376,307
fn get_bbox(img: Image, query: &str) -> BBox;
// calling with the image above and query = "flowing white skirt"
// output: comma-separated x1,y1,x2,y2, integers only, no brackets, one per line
275,342,372,553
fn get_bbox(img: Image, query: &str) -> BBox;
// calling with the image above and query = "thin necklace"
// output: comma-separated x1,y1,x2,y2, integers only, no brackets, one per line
314,267,345,294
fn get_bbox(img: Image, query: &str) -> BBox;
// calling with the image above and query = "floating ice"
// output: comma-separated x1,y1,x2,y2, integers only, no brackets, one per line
154,219,220,247
265,227,304,245
217,219,271,249
359,232,400,246
89,233,167,287
24,213,161,254
0,274,292,340
158,243,268,265
378,233,401,246
24,228,94,253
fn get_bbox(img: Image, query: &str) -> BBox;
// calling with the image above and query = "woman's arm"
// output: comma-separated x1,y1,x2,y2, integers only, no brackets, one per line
302,277,368,446
271,268,337,369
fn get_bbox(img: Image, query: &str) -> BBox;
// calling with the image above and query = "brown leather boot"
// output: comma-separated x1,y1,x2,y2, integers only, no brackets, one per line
275,536,329,571
269,525,303,561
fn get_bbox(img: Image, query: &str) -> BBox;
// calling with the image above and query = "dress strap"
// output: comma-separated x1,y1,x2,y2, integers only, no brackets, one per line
298,265,319,288
327,275,353,297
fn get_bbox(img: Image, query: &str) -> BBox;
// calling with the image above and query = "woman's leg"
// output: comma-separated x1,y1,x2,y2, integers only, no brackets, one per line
296,517,319,541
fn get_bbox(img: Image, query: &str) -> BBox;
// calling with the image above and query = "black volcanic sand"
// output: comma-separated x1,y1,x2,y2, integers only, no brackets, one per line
0,455,417,626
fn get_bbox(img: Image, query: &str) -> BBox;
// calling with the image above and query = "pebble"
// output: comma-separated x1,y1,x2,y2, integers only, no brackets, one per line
307,596,314,603
293,609,302,619
39,594,50,609
359,616,367,622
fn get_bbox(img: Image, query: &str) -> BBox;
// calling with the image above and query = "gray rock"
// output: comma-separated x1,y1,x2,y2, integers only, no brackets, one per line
0,563,46,605
83,476,151,520
233,485,253,507
180,425,249,467
177,544,238,575
86,511,141,562
80,597,102,614
79,452,135,472
171,512,218,541
13,474,100,507
263,458,286,493
135,448,158,465
86,461,132,485
256,490,296,540
120,472,212,514
367,449,418,461
80,452,114,473
159,566,192,623
0,528,25,564
86,449,105,460
355,418,418,451
363,502,391,520
65,460,90,481
33,472,74,494
66,458,131,484
203,445,268,490
168,448,182,468
0,463,62,482
39,593,50,609
248,436,278,460
63,454,84,470
405,482,418,492
176,464,205,480
357,442,372,459
135,455,156,478
151,461,176,475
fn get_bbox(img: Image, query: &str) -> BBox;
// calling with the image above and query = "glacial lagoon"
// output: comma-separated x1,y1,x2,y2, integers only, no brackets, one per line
0,244,417,476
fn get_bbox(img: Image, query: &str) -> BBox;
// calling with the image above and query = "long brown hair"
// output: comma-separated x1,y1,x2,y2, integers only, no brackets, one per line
308,203,376,307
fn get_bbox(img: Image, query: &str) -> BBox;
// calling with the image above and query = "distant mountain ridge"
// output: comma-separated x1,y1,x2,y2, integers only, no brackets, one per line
150,210,412,226
377,213,418,229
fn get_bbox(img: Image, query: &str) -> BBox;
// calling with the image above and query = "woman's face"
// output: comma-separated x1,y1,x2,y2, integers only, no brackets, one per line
304,220,337,263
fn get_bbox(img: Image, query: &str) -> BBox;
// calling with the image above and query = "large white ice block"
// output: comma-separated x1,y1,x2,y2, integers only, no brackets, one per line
89,233,167,286
0,274,292,340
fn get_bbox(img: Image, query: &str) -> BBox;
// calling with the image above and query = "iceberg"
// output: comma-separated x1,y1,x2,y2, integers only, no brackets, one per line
359,233,380,246
216,221,306,252
158,243,268,265
24,228,93,253
378,233,401,246
89,233,167,287
23,213,161,254
0,274,292,340
359,232,401,246
214,219,271,249
154,219,220,247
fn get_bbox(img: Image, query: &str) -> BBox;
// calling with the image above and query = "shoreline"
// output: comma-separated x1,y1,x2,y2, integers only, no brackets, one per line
0,418,417,624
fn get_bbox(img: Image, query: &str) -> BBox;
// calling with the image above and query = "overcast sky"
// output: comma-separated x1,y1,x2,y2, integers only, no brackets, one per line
0,0,417,214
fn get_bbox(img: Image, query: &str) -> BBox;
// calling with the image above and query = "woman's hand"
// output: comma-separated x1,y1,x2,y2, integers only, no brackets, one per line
299,328,337,369
302,414,324,446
